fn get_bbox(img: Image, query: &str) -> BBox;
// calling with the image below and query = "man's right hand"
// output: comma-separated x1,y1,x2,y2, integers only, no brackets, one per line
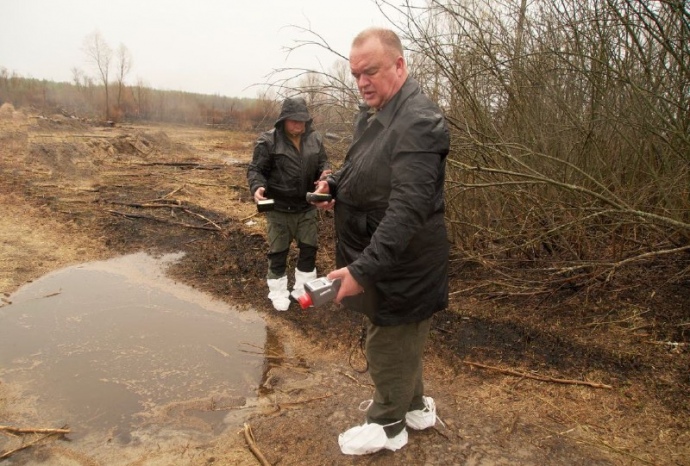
254,187,267,203
313,181,335,210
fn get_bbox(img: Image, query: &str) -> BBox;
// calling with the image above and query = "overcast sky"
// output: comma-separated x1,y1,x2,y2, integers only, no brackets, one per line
1,0,405,99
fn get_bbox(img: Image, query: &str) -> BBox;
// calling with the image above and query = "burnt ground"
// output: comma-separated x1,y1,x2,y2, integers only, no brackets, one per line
0,106,688,465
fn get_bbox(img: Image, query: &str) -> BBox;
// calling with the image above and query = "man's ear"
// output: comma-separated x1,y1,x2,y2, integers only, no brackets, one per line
395,56,406,75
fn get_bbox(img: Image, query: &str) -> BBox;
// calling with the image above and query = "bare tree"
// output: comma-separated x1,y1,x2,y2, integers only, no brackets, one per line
268,0,690,296
132,77,151,120
82,30,112,120
115,43,132,116
264,25,360,129
70,66,96,116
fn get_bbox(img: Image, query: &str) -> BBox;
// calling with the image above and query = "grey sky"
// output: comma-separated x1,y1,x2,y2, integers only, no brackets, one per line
0,0,402,99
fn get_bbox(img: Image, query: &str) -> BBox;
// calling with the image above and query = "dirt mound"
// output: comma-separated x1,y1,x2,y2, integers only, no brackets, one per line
104,130,176,157
0,102,16,117
22,121,192,180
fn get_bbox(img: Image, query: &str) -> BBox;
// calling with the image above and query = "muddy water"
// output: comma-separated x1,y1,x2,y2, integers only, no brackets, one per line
0,252,266,461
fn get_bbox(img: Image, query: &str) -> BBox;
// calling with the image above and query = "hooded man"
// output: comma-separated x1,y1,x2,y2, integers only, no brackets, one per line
247,96,330,311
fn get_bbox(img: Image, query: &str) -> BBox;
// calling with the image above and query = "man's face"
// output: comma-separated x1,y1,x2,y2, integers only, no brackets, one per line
284,119,306,138
350,37,405,110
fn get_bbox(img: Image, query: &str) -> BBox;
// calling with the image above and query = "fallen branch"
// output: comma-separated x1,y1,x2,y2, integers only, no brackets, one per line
463,361,612,389
135,161,224,170
107,201,183,208
0,425,70,460
241,212,259,222
170,176,243,189
242,423,271,466
161,186,186,199
0,426,70,435
338,370,374,388
105,200,224,232
260,394,334,417
181,208,222,231
106,209,220,231
645,340,687,346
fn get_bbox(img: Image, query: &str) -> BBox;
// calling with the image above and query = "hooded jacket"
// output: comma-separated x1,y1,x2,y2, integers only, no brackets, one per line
328,77,450,326
247,97,329,213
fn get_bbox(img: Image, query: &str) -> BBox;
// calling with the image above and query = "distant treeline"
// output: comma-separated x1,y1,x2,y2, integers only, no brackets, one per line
0,68,279,130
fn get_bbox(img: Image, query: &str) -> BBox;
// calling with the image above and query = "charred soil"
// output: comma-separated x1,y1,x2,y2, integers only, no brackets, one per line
0,107,688,465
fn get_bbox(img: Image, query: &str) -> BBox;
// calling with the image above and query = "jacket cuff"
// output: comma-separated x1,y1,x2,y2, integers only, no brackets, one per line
326,175,338,197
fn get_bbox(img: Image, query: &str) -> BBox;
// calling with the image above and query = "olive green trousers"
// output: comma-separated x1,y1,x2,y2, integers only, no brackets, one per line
265,209,317,279
365,317,432,436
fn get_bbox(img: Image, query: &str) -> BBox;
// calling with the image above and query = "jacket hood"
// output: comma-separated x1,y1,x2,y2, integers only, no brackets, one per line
275,97,312,127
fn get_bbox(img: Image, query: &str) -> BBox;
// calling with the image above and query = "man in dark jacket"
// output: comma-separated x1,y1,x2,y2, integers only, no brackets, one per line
315,28,450,454
247,97,330,311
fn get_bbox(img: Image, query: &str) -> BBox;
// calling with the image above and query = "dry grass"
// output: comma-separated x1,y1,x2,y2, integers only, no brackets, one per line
0,109,687,465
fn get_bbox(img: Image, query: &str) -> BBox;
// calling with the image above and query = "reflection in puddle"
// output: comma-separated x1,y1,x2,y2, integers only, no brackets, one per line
0,252,266,444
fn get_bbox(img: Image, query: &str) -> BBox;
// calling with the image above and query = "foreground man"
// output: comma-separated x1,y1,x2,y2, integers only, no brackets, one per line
316,28,450,454
248,97,330,311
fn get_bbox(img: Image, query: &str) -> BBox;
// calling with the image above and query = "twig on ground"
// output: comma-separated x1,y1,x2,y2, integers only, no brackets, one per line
259,394,334,418
645,341,687,346
160,186,186,199
338,370,373,388
241,212,259,222
273,394,333,409
106,209,220,231
0,425,70,460
181,208,222,231
0,426,70,435
135,161,224,170
463,361,612,389
242,423,271,466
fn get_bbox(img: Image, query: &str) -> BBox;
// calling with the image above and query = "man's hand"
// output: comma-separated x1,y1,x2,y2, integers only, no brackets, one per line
327,267,364,303
312,180,335,210
253,187,267,203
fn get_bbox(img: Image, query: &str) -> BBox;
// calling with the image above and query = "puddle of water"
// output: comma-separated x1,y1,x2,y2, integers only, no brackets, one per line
0,252,266,444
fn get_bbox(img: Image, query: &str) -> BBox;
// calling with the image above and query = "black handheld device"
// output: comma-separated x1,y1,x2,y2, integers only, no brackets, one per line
257,199,275,212
306,192,332,203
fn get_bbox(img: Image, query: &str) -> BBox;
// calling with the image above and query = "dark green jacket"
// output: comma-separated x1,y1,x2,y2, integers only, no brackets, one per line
329,77,450,326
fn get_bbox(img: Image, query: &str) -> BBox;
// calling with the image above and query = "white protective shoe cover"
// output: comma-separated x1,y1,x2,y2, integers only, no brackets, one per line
383,428,408,451
406,396,444,430
339,423,408,455
290,268,317,301
267,276,291,311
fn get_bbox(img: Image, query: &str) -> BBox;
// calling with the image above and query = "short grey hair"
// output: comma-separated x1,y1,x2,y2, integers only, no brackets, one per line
352,28,403,60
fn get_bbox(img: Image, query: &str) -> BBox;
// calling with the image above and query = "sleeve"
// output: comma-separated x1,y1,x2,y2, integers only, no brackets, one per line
317,137,330,173
326,172,339,197
246,140,271,196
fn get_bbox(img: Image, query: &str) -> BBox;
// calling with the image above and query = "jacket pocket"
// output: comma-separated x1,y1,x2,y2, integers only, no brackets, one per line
335,206,370,252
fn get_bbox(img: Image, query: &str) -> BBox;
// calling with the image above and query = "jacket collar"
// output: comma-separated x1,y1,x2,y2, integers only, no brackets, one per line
359,76,419,129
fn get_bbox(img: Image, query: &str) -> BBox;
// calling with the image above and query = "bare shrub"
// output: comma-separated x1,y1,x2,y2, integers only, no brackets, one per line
272,0,690,297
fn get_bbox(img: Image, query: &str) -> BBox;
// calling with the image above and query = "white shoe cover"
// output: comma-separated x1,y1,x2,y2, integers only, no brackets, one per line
290,268,316,300
339,423,407,455
267,276,290,311
384,428,408,451
406,396,443,430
